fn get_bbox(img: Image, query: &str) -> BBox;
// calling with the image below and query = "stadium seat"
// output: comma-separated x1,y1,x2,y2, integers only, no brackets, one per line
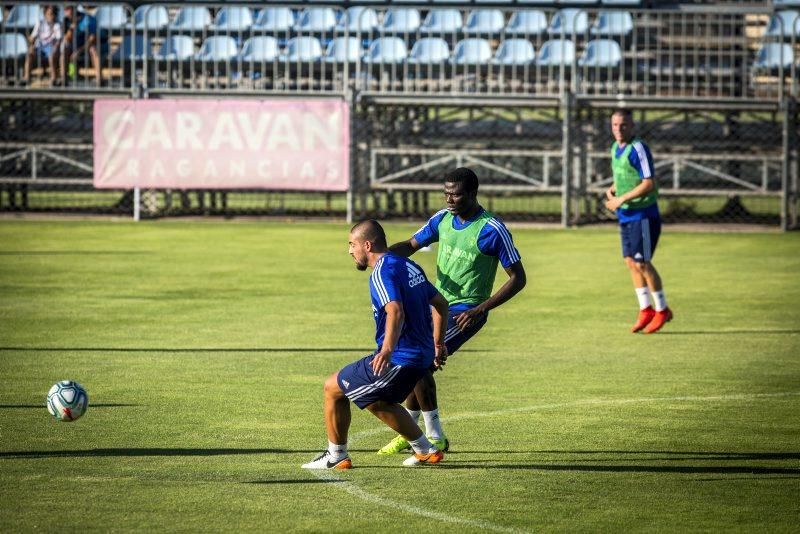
578,39,621,67
420,9,463,35
505,10,548,36
548,9,589,37
95,5,128,30
197,36,239,62
451,38,492,65
591,11,634,38
536,39,576,66
463,10,505,36
0,32,27,59
492,39,536,66
323,37,362,63
252,7,293,33
239,36,279,62
280,37,323,62
381,9,422,34
600,0,641,5
295,8,337,33
169,7,212,32
364,37,408,64
764,11,800,38
408,37,451,64
157,35,195,60
3,4,40,30
558,0,598,4
129,5,169,31
772,0,800,6
211,7,253,32
111,34,152,62
753,43,794,70
336,7,379,34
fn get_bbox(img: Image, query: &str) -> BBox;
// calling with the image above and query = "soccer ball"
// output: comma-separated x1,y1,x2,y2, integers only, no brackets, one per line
46,380,88,422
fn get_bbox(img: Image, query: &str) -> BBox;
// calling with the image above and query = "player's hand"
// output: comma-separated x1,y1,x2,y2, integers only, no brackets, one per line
454,308,485,332
605,196,624,212
433,343,448,371
605,187,615,201
371,351,392,377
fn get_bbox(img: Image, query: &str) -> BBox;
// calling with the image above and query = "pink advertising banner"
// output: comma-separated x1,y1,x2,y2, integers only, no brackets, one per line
93,99,350,190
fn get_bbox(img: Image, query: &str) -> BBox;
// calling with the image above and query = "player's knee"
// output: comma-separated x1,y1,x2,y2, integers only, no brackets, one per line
323,374,342,397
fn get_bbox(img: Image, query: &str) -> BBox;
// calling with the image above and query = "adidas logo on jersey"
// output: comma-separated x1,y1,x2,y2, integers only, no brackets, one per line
406,263,425,288
342,380,350,389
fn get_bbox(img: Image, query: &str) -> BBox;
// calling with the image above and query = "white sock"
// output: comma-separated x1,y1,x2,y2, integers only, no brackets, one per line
327,441,348,461
406,409,421,423
422,409,444,441
408,434,434,454
652,290,668,312
635,287,651,310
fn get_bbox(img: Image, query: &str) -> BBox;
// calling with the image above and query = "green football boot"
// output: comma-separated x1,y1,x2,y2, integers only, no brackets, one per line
377,435,411,455
429,436,450,452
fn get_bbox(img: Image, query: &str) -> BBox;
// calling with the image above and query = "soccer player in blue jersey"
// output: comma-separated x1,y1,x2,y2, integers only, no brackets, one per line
302,220,450,469
378,167,527,455
604,108,673,334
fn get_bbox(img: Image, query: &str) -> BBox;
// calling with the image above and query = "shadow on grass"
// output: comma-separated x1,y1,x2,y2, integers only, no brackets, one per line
0,403,139,409
0,346,486,353
657,330,800,335
0,448,318,459
433,463,800,475
246,479,345,485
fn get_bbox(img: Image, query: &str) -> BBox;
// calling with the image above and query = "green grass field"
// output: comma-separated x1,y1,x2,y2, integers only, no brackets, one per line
1,220,799,532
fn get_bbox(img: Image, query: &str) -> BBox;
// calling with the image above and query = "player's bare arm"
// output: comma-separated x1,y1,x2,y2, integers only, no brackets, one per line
388,237,422,258
372,300,404,376
429,292,450,369
605,178,654,212
454,261,527,331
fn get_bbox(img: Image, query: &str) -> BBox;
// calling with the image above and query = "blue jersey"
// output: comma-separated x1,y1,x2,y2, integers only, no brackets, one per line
370,253,438,369
615,140,660,223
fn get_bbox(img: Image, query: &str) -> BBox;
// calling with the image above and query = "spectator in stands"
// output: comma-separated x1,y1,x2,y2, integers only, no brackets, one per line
60,5,104,85
604,108,673,334
24,5,63,86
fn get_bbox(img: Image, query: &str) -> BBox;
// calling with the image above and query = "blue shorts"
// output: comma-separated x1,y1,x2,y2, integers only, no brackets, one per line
37,44,56,59
443,304,488,356
337,354,428,410
620,216,661,263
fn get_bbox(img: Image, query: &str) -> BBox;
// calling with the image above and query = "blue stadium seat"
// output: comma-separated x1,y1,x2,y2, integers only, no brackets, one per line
364,37,408,64
772,0,800,5
753,43,794,70
211,7,253,32
0,32,27,59
295,8,337,33
169,7,212,32
506,10,548,36
536,39,576,66
157,35,195,60
4,4,40,30
492,39,536,66
111,34,152,62
253,7,293,33
548,9,589,36
420,9,463,35
239,36,280,62
129,5,169,31
765,11,800,38
408,37,451,64
591,11,633,38
451,38,492,65
197,36,239,62
381,9,422,34
323,37,362,63
336,7,379,33
463,10,505,36
95,5,128,30
281,37,323,62
578,39,621,67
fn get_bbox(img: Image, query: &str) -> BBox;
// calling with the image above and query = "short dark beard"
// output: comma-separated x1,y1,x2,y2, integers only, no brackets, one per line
356,262,368,271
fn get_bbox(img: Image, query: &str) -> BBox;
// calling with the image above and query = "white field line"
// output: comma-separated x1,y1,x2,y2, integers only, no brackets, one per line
307,391,800,533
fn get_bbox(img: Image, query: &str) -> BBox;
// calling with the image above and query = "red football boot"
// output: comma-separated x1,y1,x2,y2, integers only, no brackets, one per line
643,308,673,334
631,306,656,333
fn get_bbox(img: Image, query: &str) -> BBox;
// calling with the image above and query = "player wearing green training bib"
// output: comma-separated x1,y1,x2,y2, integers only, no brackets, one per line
377,167,527,455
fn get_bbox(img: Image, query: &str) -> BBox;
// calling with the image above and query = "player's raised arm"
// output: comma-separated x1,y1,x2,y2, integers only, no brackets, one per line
388,237,422,258
454,261,527,331
428,291,449,370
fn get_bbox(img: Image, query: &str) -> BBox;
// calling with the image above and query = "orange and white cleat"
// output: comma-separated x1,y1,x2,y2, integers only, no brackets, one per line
402,448,444,466
301,451,353,470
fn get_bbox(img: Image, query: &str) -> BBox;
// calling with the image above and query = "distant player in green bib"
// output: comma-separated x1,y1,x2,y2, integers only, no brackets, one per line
605,108,673,334
377,167,527,455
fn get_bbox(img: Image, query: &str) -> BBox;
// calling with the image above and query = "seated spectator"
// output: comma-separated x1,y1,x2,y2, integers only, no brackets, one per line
24,5,63,85
60,5,106,85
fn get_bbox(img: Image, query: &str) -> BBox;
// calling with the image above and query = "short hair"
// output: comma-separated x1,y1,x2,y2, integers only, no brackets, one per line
444,167,479,193
612,108,633,120
350,219,387,249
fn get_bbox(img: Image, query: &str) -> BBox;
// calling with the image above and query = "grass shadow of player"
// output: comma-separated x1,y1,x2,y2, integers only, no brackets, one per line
0,448,320,459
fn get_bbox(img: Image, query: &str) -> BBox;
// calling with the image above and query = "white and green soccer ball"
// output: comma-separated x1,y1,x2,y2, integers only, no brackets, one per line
46,380,88,422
